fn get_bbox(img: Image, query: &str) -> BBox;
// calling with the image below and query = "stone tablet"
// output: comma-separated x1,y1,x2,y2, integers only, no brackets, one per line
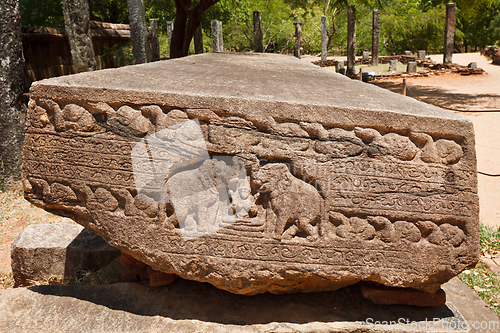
23,53,479,295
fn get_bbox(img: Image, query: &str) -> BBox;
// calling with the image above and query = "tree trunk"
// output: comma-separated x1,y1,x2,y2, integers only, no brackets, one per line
170,0,221,59
0,0,26,190
61,0,97,73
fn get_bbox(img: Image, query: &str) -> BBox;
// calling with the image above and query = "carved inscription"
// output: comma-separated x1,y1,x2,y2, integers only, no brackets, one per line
23,96,478,294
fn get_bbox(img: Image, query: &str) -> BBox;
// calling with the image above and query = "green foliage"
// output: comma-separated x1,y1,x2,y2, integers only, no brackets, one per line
18,0,500,55
101,43,134,67
89,0,129,23
458,224,500,317
377,2,446,55
479,223,500,256
458,263,500,317
20,0,65,28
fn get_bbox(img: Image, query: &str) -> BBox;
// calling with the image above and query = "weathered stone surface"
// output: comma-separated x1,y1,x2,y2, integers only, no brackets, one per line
11,222,120,286
61,0,97,73
0,278,472,333
23,53,479,296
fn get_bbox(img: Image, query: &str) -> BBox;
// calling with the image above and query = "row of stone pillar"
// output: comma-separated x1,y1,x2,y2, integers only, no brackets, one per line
320,4,456,76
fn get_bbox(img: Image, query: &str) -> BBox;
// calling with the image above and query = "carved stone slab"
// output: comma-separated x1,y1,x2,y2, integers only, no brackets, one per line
23,53,479,295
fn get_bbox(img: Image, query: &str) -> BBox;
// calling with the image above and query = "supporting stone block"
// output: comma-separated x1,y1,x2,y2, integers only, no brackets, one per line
11,223,120,286
403,50,412,55
362,51,370,59
418,50,426,59
360,282,446,307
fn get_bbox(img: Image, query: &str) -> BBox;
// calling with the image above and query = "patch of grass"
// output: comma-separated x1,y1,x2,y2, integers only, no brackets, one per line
458,223,500,318
459,263,500,317
480,223,500,257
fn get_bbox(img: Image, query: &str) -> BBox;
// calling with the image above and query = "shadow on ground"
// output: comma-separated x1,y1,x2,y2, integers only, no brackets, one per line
27,279,459,326
371,81,500,111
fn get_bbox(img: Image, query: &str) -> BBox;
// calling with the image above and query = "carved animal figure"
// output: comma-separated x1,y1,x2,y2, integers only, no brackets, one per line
252,163,322,241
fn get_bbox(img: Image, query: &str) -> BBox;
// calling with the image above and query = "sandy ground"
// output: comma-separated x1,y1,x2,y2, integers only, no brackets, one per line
303,53,500,228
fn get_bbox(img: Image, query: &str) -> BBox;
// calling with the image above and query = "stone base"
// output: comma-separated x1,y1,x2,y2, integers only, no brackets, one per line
0,278,471,333
11,222,120,286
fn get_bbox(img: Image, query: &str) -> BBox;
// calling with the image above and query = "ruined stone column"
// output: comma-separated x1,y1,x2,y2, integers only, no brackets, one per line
347,5,356,77
194,24,203,54
321,15,327,61
0,0,26,190
211,20,223,52
61,0,97,73
253,11,263,53
372,9,380,66
166,21,173,52
444,3,456,64
293,18,303,59
149,18,160,62
127,0,148,64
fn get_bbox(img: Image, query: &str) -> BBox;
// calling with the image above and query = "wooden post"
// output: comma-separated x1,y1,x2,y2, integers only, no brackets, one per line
61,0,97,72
293,18,303,59
372,9,380,66
403,79,407,96
321,15,327,61
443,3,456,64
253,11,263,53
149,18,160,62
347,5,356,77
0,0,26,190
194,23,203,54
127,0,148,64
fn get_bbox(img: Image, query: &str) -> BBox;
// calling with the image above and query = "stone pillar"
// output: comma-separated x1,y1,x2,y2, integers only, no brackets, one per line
166,21,174,52
362,51,369,59
194,24,203,54
443,3,456,64
211,20,223,52
149,18,160,62
0,0,26,190
253,11,263,53
321,15,327,61
61,0,97,73
418,50,426,59
389,59,398,71
127,0,148,64
407,61,417,73
293,18,303,59
403,50,412,55
347,5,356,77
336,60,345,75
371,9,380,66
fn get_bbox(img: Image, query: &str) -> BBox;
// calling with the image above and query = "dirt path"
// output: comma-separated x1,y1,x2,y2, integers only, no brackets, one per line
371,53,500,228
303,53,500,228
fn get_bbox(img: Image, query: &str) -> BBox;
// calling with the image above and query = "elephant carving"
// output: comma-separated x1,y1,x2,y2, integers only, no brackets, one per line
253,163,322,241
